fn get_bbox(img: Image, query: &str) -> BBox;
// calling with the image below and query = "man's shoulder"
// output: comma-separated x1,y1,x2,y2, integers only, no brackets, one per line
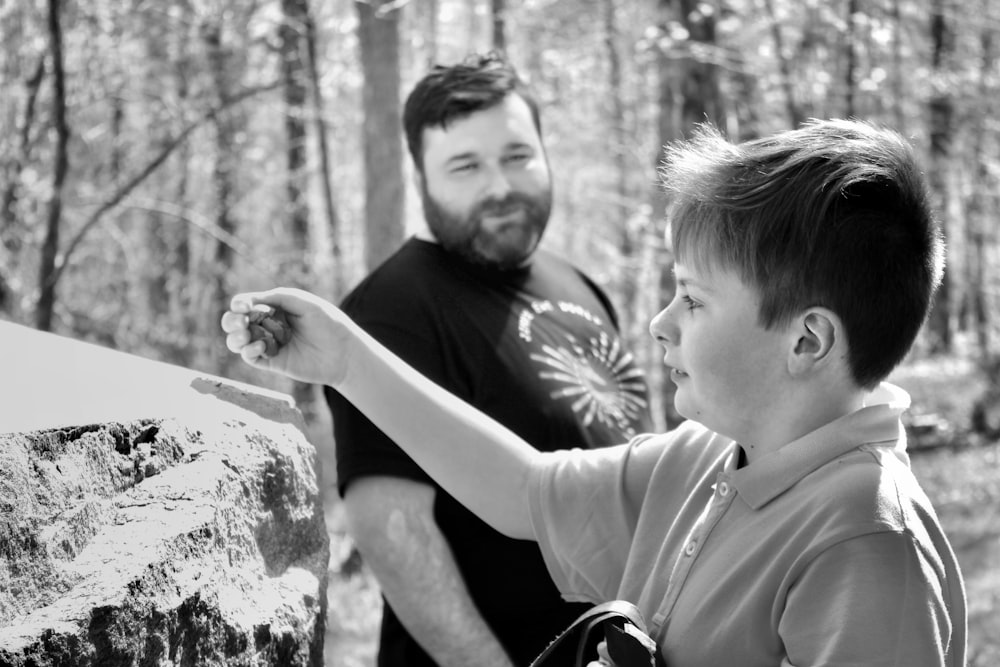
342,240,448,310
530,248,618,319
531,247,590,281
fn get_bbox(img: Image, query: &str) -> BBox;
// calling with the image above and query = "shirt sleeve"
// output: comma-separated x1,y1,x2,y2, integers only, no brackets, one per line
328,316,448,496
528,435,662,603
780,530,956,667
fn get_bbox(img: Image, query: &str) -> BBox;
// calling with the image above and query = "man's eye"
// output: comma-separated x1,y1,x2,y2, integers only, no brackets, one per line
505,153,530,163
452,163,477,173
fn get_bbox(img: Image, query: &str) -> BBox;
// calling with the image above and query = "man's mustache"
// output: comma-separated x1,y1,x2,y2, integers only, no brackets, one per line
475,193,537,217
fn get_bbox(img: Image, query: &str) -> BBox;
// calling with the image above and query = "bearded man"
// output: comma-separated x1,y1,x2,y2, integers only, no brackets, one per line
324,52,651,667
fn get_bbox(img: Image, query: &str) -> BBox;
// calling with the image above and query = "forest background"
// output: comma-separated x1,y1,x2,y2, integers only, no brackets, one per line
1,0,998,665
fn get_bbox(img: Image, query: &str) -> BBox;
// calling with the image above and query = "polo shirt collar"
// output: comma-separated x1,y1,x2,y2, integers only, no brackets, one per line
730,383,911,510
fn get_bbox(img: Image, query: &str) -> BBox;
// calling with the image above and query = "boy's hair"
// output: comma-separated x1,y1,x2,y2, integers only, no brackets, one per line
661,119,945,389
403,52,542,172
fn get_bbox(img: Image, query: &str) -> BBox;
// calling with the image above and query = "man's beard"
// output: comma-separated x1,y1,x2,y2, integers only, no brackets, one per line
420,186,552,271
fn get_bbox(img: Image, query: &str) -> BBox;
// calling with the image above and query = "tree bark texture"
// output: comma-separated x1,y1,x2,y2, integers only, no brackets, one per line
35,0,69,332
281,0,312,285
761,0,804,127
492,0,507,53
357,0,405,272
926,0,956,352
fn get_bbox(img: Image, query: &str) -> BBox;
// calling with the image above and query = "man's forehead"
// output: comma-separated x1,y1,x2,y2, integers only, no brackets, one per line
422,96,540,159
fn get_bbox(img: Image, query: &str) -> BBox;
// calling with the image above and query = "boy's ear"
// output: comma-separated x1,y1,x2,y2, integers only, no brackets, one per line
788,308,841,376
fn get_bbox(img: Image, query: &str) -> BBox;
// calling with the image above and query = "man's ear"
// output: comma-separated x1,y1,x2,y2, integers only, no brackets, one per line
412,167,424,192
788,308,841,376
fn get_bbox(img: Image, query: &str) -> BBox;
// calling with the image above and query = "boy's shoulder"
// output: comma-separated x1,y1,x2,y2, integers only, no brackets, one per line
633,421,735,471
635,420,731,448
798,444,932,535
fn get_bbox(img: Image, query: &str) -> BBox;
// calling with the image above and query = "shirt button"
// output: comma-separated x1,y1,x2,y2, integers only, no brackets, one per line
718,482,730,497
684,541,697,556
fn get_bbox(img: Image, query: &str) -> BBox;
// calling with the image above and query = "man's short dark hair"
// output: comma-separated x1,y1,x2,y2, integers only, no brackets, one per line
403,52,542,171
662,119,945,389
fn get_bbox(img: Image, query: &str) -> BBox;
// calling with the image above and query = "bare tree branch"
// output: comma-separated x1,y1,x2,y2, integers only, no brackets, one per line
121,198,278,279
45,82,280,293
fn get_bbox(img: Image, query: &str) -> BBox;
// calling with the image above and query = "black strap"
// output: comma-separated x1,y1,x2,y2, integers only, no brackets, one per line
528,600,662,667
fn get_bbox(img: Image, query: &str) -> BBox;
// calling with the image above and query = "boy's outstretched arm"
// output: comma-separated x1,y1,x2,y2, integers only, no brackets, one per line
221,288,540,540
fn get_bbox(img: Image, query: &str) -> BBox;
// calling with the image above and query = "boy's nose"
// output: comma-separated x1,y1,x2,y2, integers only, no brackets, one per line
649,305,678,347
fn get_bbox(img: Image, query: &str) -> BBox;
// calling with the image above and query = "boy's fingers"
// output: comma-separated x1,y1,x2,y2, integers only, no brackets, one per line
239,340,268,364
230,290,292,312
226,334,267,366
229,294,258,314
220,310,249,334
225,329,251,353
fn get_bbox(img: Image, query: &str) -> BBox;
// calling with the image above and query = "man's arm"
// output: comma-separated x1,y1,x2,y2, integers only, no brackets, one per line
345,476,516,667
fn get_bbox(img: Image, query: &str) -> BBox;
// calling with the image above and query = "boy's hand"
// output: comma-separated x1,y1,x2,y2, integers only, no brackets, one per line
246,304,292,358
221,288,350,386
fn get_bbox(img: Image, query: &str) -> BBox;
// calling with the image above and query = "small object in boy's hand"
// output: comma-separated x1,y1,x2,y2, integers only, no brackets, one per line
247,304,292,357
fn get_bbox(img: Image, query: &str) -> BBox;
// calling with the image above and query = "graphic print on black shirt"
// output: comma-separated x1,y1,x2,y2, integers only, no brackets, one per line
516,296,648,440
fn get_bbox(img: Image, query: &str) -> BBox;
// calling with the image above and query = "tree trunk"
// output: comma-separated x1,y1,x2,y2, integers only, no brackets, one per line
491,0,507,54
281,0,321,423
968,8,994,359
603,0,636,337
203,21,240,372
2,57,44,247
167,22,194,367
926,0,956,352
134,27,170,338
35,0,69,332
280,0,311,285
301,3,343,298
425,0,439,66
844,0,858,117
761,0,804,127
0,56,45,316
671,0,724,133
890,0,906,131
356,0,405,272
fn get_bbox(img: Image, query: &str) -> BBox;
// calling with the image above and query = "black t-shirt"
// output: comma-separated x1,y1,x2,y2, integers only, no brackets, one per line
325,238,650,667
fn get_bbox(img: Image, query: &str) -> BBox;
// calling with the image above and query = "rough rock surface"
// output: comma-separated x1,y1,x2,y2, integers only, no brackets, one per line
0,322,329,666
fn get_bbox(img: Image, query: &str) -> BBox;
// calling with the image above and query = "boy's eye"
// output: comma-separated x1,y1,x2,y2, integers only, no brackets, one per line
682,295,700,311
505,153,530,164
451,162,478,173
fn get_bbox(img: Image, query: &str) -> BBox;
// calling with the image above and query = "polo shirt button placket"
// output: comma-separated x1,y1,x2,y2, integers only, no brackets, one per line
684,540,697,556
718,481,730,497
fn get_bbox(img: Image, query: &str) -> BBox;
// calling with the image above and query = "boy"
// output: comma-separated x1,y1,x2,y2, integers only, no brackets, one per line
223,119,966,666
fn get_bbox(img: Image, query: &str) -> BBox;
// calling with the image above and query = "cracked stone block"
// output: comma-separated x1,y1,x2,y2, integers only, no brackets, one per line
0,321,330,666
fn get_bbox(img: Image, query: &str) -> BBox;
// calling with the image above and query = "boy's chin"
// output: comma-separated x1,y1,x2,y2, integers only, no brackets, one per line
672,397,696,423
673,397,716,432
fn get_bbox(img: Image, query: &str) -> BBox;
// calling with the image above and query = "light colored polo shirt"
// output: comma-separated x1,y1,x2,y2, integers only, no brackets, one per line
529,383,967,666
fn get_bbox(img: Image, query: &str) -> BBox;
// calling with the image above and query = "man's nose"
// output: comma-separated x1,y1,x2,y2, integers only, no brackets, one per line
481,164,513,199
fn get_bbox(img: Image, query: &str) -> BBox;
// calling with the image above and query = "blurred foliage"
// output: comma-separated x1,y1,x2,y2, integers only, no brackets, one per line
1,0,998,407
